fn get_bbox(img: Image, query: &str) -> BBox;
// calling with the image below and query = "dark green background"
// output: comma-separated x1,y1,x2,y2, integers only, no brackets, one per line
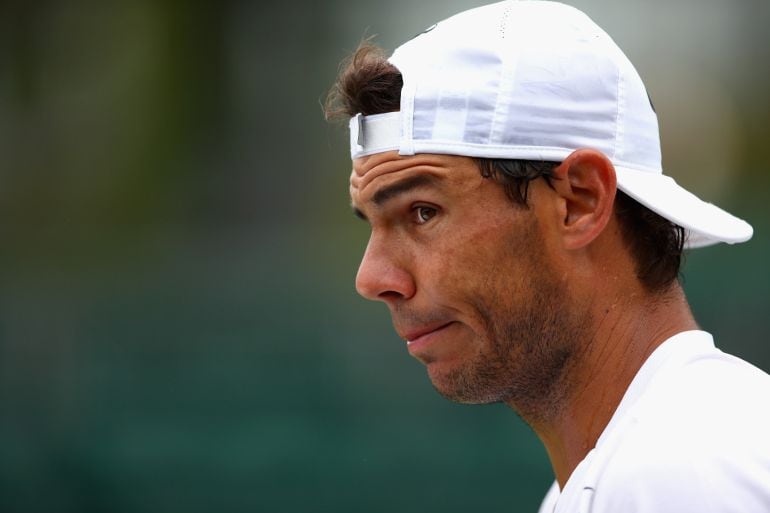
1,1,768,512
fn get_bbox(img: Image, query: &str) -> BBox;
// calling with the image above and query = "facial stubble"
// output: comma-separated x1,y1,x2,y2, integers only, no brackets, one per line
431,225,590,426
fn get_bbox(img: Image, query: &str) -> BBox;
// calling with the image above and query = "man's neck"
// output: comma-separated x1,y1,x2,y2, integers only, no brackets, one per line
516,283,698,489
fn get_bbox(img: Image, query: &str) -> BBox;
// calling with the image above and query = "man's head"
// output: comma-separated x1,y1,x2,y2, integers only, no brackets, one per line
328,1,753,419
329,41,690,293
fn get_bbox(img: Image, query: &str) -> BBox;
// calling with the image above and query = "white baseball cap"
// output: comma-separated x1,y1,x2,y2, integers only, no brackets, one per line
348,0,753,248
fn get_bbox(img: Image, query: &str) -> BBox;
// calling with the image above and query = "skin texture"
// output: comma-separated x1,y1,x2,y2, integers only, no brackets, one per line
350,149,699,488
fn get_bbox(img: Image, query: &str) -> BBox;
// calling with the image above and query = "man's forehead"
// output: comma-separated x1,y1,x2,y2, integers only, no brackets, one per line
350,151,412,194
349,152,475,198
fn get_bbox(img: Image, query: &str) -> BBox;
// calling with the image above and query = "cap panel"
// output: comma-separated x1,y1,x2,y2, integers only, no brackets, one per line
391,4,506,153
614,57,662,172
391,0,628,162
500,48,620,155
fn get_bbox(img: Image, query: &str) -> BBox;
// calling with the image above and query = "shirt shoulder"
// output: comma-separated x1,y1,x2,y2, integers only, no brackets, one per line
537,481,558,513
592,435,770,512
591,348,770,512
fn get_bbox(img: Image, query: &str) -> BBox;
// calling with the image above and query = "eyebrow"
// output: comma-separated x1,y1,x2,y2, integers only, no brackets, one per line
352,174,440,220
372,174,438,206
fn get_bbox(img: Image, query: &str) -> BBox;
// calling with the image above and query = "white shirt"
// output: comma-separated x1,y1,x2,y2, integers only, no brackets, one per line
538,330,770,513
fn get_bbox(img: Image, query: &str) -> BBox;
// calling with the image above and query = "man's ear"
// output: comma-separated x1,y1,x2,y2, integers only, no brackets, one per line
549,149,617,250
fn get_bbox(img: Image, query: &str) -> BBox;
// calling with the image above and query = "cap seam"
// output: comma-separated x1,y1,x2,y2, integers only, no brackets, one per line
613,61,626,160
489,48,520,146
399,73,416,155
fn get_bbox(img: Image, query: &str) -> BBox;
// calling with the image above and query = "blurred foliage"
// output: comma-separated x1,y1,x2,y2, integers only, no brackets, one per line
0,1,768,512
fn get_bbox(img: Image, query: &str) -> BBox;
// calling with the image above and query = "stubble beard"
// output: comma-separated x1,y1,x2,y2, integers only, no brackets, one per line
430,238,590,426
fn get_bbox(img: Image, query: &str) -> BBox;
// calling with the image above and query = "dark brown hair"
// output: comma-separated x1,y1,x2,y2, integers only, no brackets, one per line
326,41,685,292
325,42,402,120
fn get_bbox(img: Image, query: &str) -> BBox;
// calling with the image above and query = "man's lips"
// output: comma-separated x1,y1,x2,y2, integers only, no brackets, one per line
400,322,454,347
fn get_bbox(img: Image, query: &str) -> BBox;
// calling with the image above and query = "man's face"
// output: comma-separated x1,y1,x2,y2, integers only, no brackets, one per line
350,151,586,417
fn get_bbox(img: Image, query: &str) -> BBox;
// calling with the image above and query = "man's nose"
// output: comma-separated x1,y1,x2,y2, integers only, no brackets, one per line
355,236,415,303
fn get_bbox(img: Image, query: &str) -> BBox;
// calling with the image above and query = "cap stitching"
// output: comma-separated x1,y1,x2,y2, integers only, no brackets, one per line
399,77,416,155
499,3,511,39
489,4,519,147
613,60,626,161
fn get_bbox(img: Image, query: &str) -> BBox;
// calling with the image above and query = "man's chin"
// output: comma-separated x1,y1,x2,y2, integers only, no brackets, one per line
427,365,505,405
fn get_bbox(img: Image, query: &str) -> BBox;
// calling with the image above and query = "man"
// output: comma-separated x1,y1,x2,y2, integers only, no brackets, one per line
325,1,770,511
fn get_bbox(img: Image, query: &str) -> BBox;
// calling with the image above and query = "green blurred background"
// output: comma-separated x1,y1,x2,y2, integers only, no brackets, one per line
1,1,768,512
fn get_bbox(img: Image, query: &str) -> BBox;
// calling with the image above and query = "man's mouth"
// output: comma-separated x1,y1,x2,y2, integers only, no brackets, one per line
400,322,455,354
400,322,450,343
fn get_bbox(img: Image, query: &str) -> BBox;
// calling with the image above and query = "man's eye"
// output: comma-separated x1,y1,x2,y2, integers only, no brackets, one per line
414,206,438,224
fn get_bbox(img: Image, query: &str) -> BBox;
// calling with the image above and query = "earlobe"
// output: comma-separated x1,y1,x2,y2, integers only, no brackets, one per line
552,149,617,250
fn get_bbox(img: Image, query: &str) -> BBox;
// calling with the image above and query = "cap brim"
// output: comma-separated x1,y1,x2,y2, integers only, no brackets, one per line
614,166,753,249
